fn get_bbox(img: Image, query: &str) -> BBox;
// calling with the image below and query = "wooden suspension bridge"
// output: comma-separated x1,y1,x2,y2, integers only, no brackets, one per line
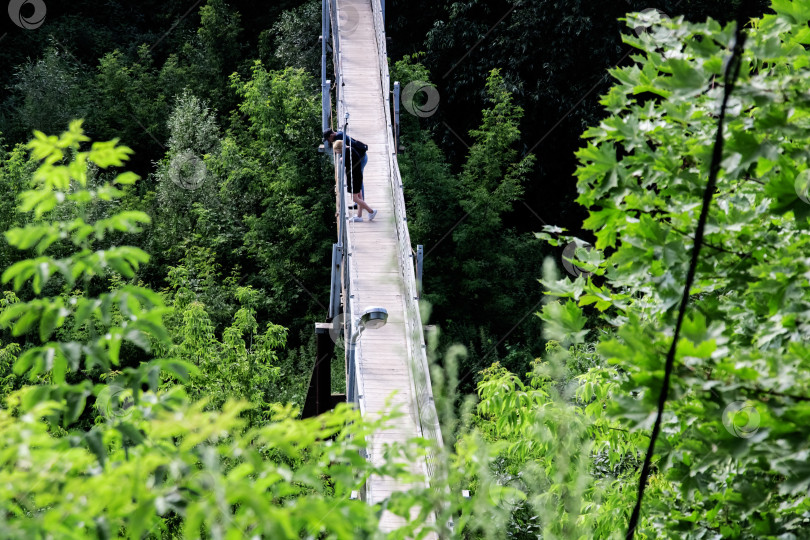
302,0,443,534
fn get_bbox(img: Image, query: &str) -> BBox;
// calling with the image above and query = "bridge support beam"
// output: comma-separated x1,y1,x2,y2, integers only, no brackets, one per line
302,322,344,418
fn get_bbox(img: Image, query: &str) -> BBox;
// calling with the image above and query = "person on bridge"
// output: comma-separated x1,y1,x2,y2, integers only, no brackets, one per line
327,132,377,223
324,129,368,180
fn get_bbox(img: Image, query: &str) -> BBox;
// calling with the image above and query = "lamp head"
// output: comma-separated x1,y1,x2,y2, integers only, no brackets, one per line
359,307,388,330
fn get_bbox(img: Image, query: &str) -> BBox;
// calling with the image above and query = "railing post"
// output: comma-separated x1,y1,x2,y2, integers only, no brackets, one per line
328,243,342,320
416,244,424,299
322,80,331,142
327,80,332,130
393,81,401,153
321,0,329,134
339,113,348,245
347,332,357,403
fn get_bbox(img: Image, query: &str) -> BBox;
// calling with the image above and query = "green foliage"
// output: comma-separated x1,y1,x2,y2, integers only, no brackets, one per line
0,122,179,427
93,46,176,164
472,339,649,540
150,91,222,264
400,0,770,247
263,0,324,76
231,62,320,163
392,55,459,250
536,1,810,536
0,125,471,539
0,292,23,399
394,60,548,386
224,63,332,322
7,2,809,537
8,45,91,138
0,393,418,539
171,287,288,427
0,142,37,267
0,121,608,539
181,0,244,111
0,0,354,432
167,89,222,155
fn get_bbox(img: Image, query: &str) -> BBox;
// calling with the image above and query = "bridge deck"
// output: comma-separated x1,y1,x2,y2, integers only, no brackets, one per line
337,0,424,532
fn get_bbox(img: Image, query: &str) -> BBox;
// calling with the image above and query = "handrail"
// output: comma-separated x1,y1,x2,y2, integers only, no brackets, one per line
327,0,365,418
368,0,445,482
323,0,356,400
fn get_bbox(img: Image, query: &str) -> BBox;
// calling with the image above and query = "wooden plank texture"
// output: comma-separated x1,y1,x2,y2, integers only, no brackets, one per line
337,0,429,535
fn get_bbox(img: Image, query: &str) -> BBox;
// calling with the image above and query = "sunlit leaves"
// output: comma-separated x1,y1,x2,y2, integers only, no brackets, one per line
539,2,810,536
0,393,421,539
112,171,139,185
87,139,134,168
4,212,151,257
1,247,150,293
540,300,588,346
0,126,172,414
474,346,646,538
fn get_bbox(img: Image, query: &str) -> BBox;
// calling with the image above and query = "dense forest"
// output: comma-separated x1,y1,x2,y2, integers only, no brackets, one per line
1,0,809,538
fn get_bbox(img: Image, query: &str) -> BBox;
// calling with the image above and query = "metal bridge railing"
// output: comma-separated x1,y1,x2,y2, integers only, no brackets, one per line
325,0,367,423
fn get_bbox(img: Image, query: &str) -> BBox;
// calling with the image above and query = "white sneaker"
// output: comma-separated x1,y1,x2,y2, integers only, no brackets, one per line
350,216,363,222
368,209,378,221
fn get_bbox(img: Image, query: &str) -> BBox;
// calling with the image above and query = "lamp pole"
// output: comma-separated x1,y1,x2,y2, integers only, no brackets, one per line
347,323,363,403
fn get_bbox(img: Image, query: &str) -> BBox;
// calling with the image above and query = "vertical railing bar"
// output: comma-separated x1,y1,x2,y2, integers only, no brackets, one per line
416,245,424,299
393,81,401,153
321,0,329,134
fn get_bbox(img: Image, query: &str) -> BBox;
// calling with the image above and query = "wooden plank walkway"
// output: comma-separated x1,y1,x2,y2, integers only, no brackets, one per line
336,0,425,533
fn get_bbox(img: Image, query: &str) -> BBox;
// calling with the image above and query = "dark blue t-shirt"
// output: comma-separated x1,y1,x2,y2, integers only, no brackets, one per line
334,132,368,157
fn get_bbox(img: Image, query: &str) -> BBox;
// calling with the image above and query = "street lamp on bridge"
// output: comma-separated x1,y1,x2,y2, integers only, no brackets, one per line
348,307,388,403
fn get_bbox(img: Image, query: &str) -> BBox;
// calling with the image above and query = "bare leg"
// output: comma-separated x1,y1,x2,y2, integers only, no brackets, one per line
353,193,373,217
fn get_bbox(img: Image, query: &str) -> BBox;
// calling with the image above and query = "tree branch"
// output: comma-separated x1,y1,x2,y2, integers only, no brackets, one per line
745,386,810,403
